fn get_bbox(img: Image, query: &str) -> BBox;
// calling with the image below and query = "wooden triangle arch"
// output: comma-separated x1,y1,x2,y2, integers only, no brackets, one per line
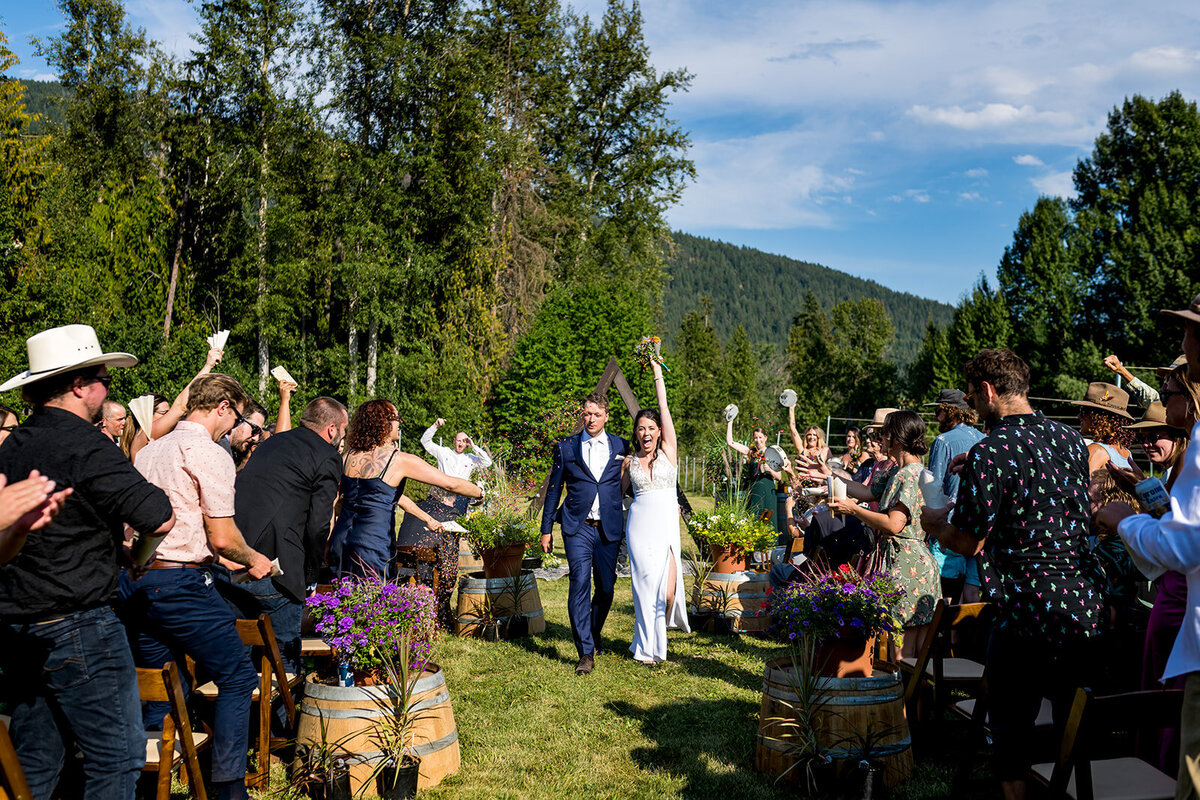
529,357,640,511
529,357,692,523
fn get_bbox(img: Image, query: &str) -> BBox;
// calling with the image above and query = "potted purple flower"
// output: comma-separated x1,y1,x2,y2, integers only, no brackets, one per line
763,563,904,678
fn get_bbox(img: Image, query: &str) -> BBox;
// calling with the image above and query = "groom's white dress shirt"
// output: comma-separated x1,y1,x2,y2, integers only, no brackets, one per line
582,429,609,520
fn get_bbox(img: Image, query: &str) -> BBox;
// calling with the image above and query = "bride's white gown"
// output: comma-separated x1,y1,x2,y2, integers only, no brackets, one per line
627,451,690,662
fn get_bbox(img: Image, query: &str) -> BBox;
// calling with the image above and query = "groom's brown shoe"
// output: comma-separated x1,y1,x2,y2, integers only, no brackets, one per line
575,655,595,675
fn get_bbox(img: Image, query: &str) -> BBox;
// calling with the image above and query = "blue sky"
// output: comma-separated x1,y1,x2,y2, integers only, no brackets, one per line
5,0,1200,304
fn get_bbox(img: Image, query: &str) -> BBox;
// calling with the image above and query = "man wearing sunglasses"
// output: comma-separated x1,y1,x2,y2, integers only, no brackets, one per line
225,401,266,469
123,373,273,800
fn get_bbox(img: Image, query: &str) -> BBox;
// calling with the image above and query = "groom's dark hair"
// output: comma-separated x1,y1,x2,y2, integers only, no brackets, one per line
582,392,609,410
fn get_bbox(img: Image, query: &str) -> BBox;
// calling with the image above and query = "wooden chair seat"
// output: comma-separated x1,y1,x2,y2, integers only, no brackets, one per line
146,731,211,763
953,696,1054,729
194,672,300,701
1031,756,1175,800
900,655,985,681
901,600,994,727
1028,687,1183,800
301,637,332,658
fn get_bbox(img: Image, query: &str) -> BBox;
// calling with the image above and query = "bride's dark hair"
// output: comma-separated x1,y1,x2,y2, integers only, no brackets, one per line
633,408,663,452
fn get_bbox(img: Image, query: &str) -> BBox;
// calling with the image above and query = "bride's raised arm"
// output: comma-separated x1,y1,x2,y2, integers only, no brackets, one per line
652,361,677,463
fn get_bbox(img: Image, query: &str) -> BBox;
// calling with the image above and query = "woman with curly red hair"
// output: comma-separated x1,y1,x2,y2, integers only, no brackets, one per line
1071,382,1136,473
328,399,482,597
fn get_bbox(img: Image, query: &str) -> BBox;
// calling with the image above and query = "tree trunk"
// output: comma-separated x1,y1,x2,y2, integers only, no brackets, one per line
348,287,359,398
366,316,378,395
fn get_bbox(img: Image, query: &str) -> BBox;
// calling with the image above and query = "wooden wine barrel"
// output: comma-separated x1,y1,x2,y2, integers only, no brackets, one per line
454,571,545,637
297,665,459,792
690,570,770,632
756,657,912,787
458,545,483,573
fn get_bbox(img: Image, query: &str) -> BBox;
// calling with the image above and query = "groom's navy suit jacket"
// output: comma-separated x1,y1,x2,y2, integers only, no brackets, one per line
541,431,629,544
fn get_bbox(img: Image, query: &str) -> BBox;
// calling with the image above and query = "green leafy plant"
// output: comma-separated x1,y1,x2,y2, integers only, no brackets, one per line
460,462,541,553
362,632,426,793
759,637,835,793
685,500,777,553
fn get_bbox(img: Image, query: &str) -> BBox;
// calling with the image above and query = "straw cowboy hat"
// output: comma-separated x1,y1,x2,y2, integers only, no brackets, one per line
1161,292,1200,325
1070,382,1133,421
0,325,137,392
863,407,899,430
1124,401,1186,434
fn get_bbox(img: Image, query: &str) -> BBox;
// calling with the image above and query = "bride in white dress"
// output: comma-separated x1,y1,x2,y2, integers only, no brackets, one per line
622,360,689,665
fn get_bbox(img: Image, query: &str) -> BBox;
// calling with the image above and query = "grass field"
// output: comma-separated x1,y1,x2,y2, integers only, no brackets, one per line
222,493,1001,799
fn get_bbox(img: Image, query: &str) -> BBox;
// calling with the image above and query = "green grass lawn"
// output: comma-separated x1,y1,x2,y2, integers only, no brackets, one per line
238,493,1000,799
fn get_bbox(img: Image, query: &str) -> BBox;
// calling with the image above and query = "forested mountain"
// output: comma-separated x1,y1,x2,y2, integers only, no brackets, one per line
663,232,953,364
13,80,68,131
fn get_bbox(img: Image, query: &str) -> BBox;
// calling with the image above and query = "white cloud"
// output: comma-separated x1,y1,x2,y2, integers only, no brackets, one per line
1013,154,1045,166
1127,45,1200,75
669,130,854,229
907,103,1076,131
1031,170,1077,198
965,168,989,178
958,192,985,202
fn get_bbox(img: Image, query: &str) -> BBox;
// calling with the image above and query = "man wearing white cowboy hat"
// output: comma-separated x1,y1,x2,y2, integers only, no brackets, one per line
0,324,176,800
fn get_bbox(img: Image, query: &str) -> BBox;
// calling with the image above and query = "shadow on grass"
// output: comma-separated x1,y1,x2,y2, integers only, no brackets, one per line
606,697,789,799
514,619,579,667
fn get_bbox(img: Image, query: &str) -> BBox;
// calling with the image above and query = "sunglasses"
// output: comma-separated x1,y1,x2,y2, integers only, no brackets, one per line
231,405,263,438
1160,387,1185,402
0,425,17,433
88,374,112,389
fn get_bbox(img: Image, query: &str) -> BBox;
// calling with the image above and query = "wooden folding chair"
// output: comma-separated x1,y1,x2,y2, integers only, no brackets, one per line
899,599,991,726
195,614,300,790
395,545,440,596
1030,687,1182,800
140,662,210,800
0,718,32,800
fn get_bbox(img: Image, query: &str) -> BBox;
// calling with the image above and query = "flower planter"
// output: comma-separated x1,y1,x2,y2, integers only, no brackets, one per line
304,765,351,800
756,658,913,788
378,757,421,800
297,668,460,792
454,571,545,638
481,544,527,579
709,544,750,573
815,632,875,679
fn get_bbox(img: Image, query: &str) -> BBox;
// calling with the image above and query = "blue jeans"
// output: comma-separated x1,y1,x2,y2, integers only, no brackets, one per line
0,605,144,800
211,567,302,675
120,567,257,784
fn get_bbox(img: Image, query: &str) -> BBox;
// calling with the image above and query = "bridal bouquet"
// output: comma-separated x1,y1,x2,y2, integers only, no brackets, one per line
633,335,669,371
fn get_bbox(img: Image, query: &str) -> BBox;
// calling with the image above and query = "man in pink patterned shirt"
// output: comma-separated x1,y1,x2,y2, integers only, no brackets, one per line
122,374,272,800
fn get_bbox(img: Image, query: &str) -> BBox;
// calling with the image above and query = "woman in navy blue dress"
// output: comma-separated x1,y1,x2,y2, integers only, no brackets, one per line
328,399,482,590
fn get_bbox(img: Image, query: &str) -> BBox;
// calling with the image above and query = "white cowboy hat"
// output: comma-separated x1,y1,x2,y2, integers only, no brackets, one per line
0,325,137,392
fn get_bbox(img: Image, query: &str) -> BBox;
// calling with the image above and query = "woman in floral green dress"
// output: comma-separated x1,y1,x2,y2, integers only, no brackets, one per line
808,410,941,658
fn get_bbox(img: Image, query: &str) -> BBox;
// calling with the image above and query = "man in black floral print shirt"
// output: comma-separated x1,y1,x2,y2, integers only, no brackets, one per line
923,349,1102,799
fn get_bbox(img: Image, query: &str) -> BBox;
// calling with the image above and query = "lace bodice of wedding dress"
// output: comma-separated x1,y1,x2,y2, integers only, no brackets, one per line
629,450,677,493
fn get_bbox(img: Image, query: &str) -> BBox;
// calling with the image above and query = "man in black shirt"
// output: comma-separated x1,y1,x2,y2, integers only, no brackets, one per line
0,324,175,800
221,397,346,672
922,349,1102,800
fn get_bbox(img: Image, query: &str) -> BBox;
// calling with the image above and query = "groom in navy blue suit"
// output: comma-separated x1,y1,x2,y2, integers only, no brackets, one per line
541,392,629,675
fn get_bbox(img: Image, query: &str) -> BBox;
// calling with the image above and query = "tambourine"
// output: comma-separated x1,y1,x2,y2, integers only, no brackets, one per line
779,389,797,408
723,404,739,421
